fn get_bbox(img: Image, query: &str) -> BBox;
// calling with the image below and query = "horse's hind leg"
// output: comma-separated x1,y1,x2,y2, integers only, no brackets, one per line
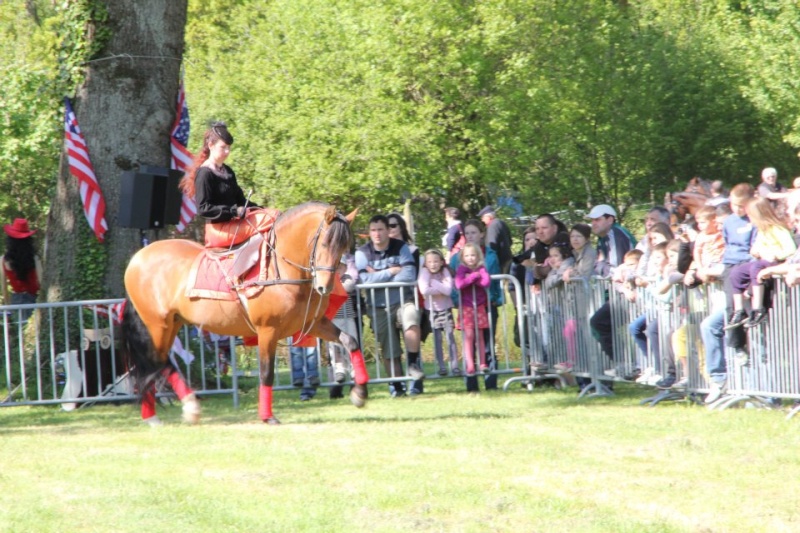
162,367,200,424
141,383,161,426
146,317,200,423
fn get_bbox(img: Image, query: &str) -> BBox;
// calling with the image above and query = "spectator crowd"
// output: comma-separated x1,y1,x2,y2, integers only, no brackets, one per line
296,167,800,404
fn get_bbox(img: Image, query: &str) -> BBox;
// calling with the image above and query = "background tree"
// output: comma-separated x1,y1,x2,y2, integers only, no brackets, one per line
43,0,188,300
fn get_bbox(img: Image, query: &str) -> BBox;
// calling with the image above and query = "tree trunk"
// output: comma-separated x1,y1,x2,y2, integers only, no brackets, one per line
44,1,188,301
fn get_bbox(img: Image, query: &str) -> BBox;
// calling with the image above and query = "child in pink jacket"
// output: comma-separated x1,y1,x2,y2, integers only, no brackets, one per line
454,243,491,375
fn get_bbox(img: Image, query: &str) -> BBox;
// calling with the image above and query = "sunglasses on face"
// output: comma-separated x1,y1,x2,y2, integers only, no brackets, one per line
388,223,399,228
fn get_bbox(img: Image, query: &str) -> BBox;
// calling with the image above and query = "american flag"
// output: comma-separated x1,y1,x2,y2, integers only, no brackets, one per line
170,78,196,232
84,301,126,325
64,97,108,242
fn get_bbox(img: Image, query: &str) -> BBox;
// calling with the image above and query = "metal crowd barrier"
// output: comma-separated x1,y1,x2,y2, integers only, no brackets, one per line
0,299,240,410
4,273,800,414
0,274,528,409
519,274,800,413
354,276,526,389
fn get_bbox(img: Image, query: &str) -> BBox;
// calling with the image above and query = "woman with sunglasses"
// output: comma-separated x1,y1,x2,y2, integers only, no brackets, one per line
385,213,425,395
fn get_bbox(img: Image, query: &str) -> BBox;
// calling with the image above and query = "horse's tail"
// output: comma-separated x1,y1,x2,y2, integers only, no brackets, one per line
119,297,164,401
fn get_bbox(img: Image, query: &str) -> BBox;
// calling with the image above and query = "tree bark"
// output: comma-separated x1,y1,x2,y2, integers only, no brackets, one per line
44,1,188,300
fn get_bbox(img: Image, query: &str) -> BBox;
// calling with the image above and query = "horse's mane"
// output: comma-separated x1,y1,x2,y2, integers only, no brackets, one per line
277,202,352,255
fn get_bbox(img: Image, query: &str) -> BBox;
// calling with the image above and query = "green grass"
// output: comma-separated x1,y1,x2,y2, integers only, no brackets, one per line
2,379,800,533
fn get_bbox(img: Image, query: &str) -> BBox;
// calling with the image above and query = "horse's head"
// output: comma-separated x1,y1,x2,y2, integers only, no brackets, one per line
274,202,355,295
684,176,712,197
310,206,356,295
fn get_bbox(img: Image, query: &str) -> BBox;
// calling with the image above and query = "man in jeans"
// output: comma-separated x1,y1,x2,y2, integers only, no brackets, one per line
356,214,425,397
290,341,320,401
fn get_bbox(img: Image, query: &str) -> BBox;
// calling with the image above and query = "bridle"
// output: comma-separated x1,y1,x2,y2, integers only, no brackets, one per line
279,215,341,294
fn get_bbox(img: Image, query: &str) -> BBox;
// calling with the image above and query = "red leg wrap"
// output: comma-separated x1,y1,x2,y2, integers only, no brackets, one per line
259,385,273,421
141,385,156,420
163,367,193,400
350,349,369,385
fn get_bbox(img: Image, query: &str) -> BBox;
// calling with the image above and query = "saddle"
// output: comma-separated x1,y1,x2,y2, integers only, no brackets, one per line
186,234,271,301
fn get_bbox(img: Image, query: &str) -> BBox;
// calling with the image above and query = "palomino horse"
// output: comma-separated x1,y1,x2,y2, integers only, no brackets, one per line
665,176,713,225
121,202,368,425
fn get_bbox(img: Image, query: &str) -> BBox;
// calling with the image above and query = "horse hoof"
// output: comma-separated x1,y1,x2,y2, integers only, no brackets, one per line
350,385,368,408
181,393,201,424
143,415,163,428
263,416,281,425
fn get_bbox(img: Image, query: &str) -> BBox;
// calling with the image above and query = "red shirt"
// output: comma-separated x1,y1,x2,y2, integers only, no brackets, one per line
3,263,39,295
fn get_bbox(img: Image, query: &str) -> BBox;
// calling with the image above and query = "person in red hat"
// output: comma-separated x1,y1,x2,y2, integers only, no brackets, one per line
1,218,42,318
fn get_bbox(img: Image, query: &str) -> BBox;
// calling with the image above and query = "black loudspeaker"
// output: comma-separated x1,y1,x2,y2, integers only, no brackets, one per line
118,166,183,229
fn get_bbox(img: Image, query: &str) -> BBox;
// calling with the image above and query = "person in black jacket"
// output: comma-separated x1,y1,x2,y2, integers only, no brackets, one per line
180,122,276,247
478,206,513,273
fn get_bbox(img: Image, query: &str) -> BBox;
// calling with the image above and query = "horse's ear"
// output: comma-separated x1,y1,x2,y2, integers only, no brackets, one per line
324,205,338,224
344,208,358,225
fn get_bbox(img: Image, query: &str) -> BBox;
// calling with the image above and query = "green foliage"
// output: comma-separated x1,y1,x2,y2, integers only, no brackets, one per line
57,0,112,91
0,2,61,232
67,221,108,301
183,0,800,250
5,0,800,259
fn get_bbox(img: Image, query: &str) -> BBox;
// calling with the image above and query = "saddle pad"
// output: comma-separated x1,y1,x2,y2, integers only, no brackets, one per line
185,239,270,301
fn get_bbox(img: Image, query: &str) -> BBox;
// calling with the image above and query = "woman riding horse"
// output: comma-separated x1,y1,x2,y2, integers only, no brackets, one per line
122,122,369,426
180,121,277,248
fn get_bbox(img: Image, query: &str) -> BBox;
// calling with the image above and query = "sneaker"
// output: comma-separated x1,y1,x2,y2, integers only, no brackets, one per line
333,363,347,384
530,362,548,373
438,367,448,377
480,364,490,373
329,385,344,399
672,377,688,389
451,367,462,377
635,368,654,384
292,379,304,388
553,362,573,374
603,368,618,378
734,349,749,367
390,385,407,398
656,374,676,389
724,310,748,331
705,380,726,404
299,394,314,401
744,308,768,329
408,365,426,381
308,376,321,387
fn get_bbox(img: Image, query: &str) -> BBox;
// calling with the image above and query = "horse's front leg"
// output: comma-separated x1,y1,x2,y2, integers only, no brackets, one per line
257,330,280,425
309,318,369,408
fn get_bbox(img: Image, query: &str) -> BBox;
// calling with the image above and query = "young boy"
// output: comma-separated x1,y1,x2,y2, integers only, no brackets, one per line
685,206,725,286
613,249,644,302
